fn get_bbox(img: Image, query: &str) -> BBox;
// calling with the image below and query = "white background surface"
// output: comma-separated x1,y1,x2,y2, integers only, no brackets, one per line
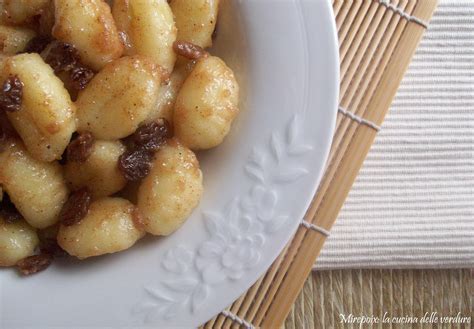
317,0,474,269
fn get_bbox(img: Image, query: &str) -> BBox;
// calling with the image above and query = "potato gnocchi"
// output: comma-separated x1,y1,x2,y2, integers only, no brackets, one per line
112,0,177,74
76,55,162,140
0,0,240,275
1,53,76,162
0,216,39,266
0,140,69,229
174,55,239,150
57,197,144,259
170,0,220,49
138,139,203,236
52,0,123,71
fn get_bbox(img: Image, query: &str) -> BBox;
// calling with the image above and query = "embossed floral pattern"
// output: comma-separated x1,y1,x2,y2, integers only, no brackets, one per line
134,115,313,322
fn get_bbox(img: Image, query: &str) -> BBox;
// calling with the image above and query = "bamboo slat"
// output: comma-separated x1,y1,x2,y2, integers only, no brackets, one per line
204,1,438,328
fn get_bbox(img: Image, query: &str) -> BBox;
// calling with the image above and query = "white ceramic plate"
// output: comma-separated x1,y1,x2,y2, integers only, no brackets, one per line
0,0,338,327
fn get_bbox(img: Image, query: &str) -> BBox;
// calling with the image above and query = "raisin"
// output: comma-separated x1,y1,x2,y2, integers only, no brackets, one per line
173,41,208,60
17,254,53,276
42,41,95,91
66,131,94,163
59,188,92,226
0,75,23,113
23,35,51,54
69,66,94,90
132,119,171,152
119,119,171,181
40,238,67,258
118,149,154,182
43,41,79,73
0,193,23,224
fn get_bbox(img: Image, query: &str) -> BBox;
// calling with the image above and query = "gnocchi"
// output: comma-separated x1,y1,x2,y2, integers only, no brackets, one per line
2,0,49,25
52,0,123,71
57,197,144,259
1,53,76,162
0,25,36,55
65,140,127,198
112,0,177,74
0,216,39,266
145,60,194,125
0,0,240,273
170,0,219,49
174,55,239,150
76,55,162,140
137,139,203,236
0,140,69,229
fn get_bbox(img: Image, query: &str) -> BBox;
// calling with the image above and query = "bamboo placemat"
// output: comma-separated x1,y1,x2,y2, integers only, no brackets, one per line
284,269,472,329
204,0,438,328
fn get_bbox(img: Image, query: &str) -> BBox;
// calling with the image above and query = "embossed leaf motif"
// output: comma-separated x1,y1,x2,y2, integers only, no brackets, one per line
244,163,265,183
163,278,199,293
287,115,313,156
274,168,309,183
287,115,299,145
203,212,220,235
270,133,282,162
135,115,313,322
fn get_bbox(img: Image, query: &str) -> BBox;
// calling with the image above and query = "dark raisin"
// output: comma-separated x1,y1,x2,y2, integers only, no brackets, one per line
118,149,154,182
16,254,53,276
69,66,94,90
42,41,95,91
173,41,208,60
43,41,80,73
59,188,92,226
0,75,23,113
66,131,94,163
23,35,52,54
0,193,23,224
132,119,171,152
40,238,67,258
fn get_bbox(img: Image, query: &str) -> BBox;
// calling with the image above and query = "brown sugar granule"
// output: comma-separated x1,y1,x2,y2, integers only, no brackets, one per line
17,254,53,276
118,148,154,182
0,75,23,113
59,188,92,226
66,131,95,163
23,35,52,54
173,41,208,60
132,119,171,152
